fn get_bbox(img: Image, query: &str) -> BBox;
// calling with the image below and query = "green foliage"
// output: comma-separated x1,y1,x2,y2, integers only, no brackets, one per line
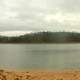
0,32,80,43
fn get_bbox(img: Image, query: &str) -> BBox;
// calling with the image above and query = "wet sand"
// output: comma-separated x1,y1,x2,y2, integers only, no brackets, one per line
0,69,80,80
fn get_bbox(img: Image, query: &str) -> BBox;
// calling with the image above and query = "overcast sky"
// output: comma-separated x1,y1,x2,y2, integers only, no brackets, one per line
0,0,80,32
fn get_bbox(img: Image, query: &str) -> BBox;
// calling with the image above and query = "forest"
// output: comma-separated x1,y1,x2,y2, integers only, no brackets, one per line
0,32,80,43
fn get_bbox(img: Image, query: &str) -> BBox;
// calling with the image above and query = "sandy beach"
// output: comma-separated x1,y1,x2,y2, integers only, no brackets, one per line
0,69,80,80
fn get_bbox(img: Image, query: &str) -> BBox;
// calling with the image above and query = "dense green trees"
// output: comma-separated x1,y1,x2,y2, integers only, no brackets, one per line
0,32,80,43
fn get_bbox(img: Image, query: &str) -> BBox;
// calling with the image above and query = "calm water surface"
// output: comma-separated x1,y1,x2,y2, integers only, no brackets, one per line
0,44,80,71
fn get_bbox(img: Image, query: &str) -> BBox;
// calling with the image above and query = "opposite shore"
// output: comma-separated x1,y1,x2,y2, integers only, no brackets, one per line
0,32,80,43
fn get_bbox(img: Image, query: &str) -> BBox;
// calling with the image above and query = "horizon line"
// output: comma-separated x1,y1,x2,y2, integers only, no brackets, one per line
0,30,80,37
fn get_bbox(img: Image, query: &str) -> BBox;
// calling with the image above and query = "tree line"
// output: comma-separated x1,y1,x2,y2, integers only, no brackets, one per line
0,32,80,43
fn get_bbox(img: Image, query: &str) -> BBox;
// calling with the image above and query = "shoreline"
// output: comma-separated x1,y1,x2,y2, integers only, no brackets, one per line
0,69,80,80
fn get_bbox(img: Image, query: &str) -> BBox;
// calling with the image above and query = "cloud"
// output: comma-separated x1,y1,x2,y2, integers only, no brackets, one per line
0,0,80,32
0,31,32,36
61,0,80,12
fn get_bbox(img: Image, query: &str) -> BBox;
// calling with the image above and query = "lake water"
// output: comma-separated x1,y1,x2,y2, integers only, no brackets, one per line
0,44,80,71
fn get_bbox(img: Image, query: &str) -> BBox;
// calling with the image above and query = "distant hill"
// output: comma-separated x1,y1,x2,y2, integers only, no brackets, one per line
0,32,80,43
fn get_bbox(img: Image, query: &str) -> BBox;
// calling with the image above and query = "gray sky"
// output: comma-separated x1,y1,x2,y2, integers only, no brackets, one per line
0,0,80,32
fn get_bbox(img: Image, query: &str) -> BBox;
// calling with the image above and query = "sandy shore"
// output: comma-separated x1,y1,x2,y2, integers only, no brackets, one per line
0,69,80,80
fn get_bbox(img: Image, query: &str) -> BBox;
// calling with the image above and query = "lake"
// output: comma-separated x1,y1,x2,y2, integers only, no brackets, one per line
0,44,80,71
